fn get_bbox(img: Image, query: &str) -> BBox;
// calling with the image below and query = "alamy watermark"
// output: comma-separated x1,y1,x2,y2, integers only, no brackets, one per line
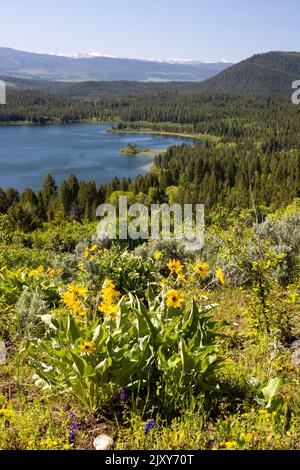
96,197,205,251
291,80,300,105
0,80,6,105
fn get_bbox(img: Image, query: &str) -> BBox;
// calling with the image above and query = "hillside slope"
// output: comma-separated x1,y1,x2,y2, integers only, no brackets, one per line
198,52,300,95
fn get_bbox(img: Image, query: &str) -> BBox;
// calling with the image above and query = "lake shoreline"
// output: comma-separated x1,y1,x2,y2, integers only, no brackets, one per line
107,127,220,142
0,120,219,142
0,119,114,127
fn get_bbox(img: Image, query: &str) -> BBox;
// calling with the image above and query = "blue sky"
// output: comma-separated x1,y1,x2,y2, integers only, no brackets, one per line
2,0,299,62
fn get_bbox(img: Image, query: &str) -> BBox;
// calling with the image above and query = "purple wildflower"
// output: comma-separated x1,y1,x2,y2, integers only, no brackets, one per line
120,388,129,403
69,416,80,441
144,419,157,435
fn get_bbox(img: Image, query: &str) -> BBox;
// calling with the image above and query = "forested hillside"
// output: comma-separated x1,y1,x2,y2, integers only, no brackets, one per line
198,52,300,95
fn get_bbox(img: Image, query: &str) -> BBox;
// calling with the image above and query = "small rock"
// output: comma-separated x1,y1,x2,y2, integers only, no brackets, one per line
291,340,300,366
291,340,300,351
0,341,6,365
93,434,114,450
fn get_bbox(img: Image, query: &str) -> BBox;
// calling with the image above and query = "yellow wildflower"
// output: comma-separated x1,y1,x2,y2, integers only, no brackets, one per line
77,262,85,272
103,279,115,290
216,267,226,287
177,272,187,284
99,301,119,320
28,265,44,278
154,250,162,260
167,259,183,274
258,409,268,416
0,404,14,419
225,441,237,449
226,328,236,337
240,432,253,443
101,279,120,302
90,244,98,252
98,280,120,320
68,284,88,297
61,284,87,316
194,262,209,278
26,440,35,449
80,341,96,354
165,289,184,308
40,438,58,449
83,246,89,259
47,268,57,278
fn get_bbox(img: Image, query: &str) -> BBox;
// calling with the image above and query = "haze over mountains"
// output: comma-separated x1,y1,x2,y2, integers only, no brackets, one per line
0,48,231,82
1,49,299,97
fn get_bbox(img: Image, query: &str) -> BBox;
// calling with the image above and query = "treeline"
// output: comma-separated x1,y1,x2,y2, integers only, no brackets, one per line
2,90,300,150
0,172,164,231
155,143,300,209
1,139,299,231
0,90,114,124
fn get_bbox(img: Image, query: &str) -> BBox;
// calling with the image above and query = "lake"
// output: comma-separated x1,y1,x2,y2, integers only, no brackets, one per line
0,123,193,191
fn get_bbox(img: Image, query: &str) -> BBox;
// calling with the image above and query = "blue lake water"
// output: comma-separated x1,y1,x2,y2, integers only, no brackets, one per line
0,124,193,191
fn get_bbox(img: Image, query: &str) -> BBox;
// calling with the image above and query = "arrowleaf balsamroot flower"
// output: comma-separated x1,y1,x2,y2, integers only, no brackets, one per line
61,284,87,317
28,265,44,278
154,250,162,260
195,262,209,278
177,272,187,284
216,267,226,287
47,268,57,278
167,259,183,274
98,279,120,320
101,279,120,302
165,289,184,308
99,302,119,319
80,341,96,354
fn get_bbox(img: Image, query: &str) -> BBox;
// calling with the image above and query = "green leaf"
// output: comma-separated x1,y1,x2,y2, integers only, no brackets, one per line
83,364,96,378
71,352,85,377
259,377,291,409
67,316,81,342
179,339,195,374
92,325,101,343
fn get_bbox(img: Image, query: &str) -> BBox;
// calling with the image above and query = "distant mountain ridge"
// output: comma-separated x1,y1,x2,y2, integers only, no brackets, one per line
2,50,300,96
197,51,300,95
0,47,231,81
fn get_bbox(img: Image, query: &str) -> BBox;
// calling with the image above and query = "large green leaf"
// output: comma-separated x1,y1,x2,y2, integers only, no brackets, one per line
259,377,291,409
179,339,195,375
